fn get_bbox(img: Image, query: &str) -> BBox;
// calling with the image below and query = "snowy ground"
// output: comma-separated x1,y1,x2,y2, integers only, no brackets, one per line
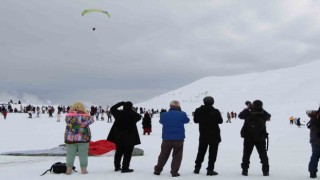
1,61,319,179
0,110,313,180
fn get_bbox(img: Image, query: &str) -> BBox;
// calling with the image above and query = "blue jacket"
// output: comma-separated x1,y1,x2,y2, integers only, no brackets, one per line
160,109,190,140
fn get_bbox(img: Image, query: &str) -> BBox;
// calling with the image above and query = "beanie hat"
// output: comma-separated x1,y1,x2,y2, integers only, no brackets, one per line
203,96,214,105
123,101,133,110
245,101,251,106
253,100,263,108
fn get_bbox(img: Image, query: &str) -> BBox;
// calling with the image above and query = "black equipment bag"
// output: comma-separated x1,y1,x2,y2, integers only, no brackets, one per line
40,162,76,176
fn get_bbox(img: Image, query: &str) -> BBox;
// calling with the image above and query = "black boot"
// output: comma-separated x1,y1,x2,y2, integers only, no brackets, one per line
172,173,180,177
262,165,269,176
310,171,317,178
194,167,200,174
242,169,248,176
207,170,218,176
114,167,121,172
121,169,134,173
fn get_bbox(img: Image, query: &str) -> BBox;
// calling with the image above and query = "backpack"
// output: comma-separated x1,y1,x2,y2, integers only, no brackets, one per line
240,112,268,141
40,162,76,176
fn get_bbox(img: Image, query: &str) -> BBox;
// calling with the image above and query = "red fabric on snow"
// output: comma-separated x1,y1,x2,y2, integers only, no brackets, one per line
88,140,116,156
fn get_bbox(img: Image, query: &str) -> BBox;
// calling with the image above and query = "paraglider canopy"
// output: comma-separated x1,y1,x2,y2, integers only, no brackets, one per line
82,9,111,18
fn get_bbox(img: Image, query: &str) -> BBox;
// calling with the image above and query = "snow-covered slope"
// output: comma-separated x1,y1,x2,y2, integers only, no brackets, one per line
137,60,320,117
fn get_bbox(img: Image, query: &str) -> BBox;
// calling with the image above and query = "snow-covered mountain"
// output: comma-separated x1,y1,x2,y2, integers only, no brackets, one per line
137,60,320,117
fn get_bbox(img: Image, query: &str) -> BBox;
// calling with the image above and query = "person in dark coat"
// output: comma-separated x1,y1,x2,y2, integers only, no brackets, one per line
296,117,302,127
154,100,190,177
193,96,223,176
307,109,320,178
142,112,152,135
2,106,7,119
238,100,271,176
107,101,142,173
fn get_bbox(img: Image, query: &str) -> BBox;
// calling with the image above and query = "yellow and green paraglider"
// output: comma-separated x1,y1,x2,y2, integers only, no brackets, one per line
81,9,111,18
81,9,110,31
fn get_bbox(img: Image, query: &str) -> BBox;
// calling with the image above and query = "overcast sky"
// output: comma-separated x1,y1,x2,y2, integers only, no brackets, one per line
1,0,320,106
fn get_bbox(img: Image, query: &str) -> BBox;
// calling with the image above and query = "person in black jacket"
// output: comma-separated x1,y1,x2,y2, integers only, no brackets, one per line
193,96,223,176
307,109,320,178
107,101,142,173
238,100,271,176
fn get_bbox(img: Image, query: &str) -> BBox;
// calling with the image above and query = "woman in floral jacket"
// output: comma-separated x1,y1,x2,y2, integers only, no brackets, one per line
64,102,94,175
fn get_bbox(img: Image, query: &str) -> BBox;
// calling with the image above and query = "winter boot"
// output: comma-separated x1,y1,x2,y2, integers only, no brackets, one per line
310,171,317,178
81,167,88,174
66,166,73,175
207,170,218,176
171,173,180,177
242,169,248,176
194,167,200,174
262,165,269,176
121,168,134,173
114,167,121,172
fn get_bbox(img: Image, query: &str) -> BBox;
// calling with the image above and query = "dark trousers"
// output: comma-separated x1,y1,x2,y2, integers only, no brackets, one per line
309,144,320,172
154,140,184,175
3,112,7,119
241,139,269,173
108,116,112,123
114,143,134,170
195,141,219,171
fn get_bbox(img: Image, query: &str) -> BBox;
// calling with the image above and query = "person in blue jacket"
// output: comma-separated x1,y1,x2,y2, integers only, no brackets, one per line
154,100,190,177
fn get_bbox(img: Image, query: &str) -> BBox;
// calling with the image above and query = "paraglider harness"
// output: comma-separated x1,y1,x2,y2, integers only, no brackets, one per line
40,162,77,176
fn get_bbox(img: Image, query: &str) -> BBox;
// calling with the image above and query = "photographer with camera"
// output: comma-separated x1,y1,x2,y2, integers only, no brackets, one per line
107,101,142,173
238,100,271,176
307,107,320,178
